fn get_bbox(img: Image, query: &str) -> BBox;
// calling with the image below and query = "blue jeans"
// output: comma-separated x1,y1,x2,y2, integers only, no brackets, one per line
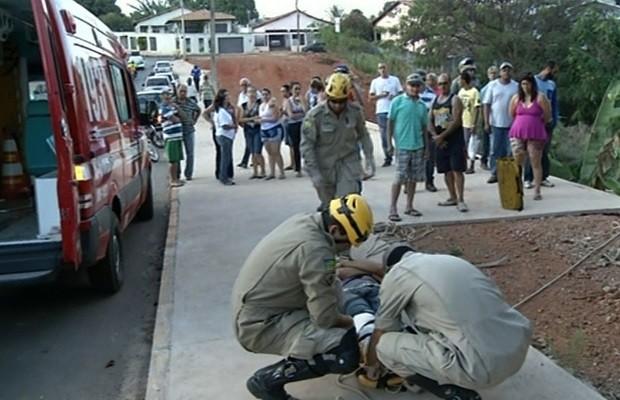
376,113,391,164
525,122,555,181
216,135,233,183
489,126,512,177
182,130,195,179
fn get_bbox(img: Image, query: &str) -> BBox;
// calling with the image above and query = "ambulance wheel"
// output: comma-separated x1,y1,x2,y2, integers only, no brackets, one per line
88,215,124,294
137,174,154,221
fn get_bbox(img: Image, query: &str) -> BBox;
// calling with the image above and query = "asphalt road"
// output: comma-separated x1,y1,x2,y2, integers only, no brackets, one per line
0,57,170,400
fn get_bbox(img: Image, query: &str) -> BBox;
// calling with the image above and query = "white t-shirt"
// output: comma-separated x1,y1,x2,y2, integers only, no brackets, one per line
482,79,518,128
369,75,403,114
237,90,263,107
213,107,236,140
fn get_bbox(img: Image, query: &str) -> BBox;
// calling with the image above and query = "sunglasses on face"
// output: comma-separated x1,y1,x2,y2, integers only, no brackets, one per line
329,98,347,104
438,81,450,85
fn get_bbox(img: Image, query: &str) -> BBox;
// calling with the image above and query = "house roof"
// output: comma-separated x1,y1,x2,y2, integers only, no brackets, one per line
134,7,185,25
372,0,413,25
169,9,236,22
253,9,332,29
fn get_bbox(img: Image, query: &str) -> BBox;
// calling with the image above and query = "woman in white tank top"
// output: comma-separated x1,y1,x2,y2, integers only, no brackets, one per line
258,88,285,180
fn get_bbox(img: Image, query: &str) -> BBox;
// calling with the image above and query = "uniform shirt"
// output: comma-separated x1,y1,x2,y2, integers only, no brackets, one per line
300,101,375,180
458,87,481,129
369,75,403,114
231,213,341,329
482,79,518,128
388,94,428,151
376,252,532,385
159,103,183,140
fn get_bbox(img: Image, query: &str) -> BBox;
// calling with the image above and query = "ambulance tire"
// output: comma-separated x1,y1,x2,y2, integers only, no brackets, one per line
136,174,154,221
88,215,124,294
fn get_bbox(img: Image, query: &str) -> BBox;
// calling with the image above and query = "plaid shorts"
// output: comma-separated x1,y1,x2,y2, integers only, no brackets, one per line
394,148,425,185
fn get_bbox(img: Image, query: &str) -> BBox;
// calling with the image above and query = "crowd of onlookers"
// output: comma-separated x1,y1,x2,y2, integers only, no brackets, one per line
158,58,559,215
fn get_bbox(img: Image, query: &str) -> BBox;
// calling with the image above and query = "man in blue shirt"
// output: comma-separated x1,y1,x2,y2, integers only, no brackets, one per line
524,60,559,189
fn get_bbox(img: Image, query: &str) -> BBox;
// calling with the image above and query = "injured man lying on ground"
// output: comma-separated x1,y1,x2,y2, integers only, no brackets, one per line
337,237,533,400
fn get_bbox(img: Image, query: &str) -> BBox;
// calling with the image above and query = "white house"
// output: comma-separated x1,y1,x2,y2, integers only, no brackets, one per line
252,10,332,52
116,8,253,56
372,1,417,49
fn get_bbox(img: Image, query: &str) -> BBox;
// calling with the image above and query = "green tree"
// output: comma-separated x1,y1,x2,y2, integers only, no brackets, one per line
100,12,134,31
563,9,620,124
396,0,587,71
341,9,373,41
76,0,121,16
326,5,346,22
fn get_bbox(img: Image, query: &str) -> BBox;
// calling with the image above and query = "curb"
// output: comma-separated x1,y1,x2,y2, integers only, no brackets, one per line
145,188,179,400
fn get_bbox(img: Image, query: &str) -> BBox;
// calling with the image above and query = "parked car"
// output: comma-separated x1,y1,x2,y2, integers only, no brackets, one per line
154,72,178,93
302,42,326,53
153,60,173,74
143,76,174,92
128,51,145,70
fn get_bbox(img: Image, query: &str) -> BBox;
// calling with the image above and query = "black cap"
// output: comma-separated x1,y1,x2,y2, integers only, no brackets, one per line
383,242,415,271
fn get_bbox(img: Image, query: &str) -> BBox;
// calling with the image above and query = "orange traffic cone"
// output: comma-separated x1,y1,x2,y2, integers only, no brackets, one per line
1,130,31,200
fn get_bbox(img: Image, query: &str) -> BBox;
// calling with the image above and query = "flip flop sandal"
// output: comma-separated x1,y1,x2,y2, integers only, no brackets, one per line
404,209,423,217
388,214,402,222
437,199,457,206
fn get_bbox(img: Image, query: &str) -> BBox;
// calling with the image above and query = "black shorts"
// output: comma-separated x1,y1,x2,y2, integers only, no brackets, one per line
436,140,467,173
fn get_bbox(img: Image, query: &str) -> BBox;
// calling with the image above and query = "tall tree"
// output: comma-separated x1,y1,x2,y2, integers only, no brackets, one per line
396,0,589,70
341,9,374,41
76,0,122,16
100,12,134,31
326,5,346,22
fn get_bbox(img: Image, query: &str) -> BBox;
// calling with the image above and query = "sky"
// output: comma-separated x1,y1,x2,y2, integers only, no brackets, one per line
115,0,384,20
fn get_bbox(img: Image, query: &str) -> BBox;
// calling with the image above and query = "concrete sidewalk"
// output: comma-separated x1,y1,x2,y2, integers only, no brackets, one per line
145,60,616,400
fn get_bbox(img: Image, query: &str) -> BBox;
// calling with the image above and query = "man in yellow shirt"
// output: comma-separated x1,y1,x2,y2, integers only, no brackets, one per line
457,72,481,174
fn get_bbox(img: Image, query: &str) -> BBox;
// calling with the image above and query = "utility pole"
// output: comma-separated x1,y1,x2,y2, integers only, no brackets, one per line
180,0,186,59
209,0,218,90
295,0,300,52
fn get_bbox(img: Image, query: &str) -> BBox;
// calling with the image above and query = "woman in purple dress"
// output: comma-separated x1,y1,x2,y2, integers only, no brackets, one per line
508,73,551,201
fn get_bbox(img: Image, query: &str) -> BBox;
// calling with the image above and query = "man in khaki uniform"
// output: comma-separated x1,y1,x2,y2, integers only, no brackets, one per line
367,244,532,400
301,72,375,211
232,194,374,400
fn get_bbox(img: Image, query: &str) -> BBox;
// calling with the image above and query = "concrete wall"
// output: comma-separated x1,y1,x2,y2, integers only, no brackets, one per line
116,32,254,56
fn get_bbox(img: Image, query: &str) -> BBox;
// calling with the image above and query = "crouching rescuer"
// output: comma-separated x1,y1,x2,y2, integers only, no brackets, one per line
231,194,374,400
365,243,533,400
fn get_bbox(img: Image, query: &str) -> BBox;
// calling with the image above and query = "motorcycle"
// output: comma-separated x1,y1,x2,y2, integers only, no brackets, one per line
144,124,163,163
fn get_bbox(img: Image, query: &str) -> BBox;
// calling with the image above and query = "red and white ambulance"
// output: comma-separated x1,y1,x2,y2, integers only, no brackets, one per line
0,0,153,293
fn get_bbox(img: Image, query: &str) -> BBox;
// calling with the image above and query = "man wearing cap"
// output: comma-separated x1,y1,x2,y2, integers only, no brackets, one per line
451,57,481,95
365,243,532,400
232,194,374,400
386,73,428,221
301,73,376,211
369,62,404,167
479,65,499,170
483,62,519,183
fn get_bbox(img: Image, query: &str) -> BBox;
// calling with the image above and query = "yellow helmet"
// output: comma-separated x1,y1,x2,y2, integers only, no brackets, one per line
329,194,374,247
325,72,352,100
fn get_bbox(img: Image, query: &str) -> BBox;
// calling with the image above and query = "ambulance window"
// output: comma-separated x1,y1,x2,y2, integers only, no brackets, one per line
110,64,131,122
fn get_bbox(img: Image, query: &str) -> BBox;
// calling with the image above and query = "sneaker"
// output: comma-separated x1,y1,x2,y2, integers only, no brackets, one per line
425,183,438,192
487,175,498,184
381,161,392,167
524,180,533,189
541,179,555,187
457,202,469,212
480,162,489,170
